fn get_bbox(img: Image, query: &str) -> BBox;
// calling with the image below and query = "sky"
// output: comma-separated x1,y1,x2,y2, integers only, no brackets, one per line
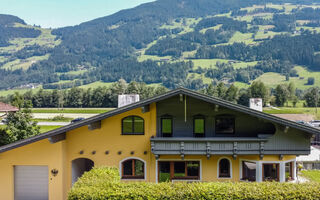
0,0,155,28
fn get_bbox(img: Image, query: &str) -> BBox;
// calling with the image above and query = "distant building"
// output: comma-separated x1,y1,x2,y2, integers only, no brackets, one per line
0,102,19,116
297,146,320,170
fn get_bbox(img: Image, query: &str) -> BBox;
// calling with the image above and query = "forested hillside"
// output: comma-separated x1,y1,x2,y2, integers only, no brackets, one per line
1,0,320,92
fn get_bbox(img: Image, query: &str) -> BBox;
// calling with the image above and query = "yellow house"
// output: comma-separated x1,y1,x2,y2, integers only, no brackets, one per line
0,88,319,200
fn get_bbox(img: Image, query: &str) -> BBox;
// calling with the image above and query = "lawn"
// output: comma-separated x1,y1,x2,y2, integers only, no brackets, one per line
264,107,320,119
301,170,320,183
228,31,255,44
40,125,63,133
0,125,62,134
31,108,114,114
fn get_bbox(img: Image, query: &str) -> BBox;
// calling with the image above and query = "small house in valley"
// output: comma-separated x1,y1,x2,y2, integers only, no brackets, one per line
0,88,319,200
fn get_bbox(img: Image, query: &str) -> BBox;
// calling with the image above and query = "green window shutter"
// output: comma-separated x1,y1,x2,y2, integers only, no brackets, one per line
162,118,172,134
194,118,204,134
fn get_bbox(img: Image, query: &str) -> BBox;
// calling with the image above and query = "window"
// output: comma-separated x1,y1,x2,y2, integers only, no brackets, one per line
242,161,256,181
161,116,173,137
285,162,294,181
122,116,144,135
158,161,200,182
215,115,235,134
263,163,279,181
218,158,231,178
121,159,145,179
194,116,205,137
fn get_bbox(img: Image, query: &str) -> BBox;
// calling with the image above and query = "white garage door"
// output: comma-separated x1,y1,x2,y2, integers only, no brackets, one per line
14,166,48,200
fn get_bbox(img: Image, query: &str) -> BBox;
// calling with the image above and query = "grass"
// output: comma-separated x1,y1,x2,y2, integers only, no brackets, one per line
79,81,115,89
2,54,50,70
190,59,229,69
233,81,250,89
31,108,114,114
199,24,222,34
301,170,320,183
33,118,73,122
253,66,320,90
188,73,212,85
39,125,63,133
0,125,62,134
228,32,255,45
264,107,320,119
0,87,42,97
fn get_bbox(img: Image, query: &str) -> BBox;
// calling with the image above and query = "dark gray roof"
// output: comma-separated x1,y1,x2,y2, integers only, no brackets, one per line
0,87,319,153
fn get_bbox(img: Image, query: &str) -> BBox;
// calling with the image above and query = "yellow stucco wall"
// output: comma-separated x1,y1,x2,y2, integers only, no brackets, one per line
0,102,297,200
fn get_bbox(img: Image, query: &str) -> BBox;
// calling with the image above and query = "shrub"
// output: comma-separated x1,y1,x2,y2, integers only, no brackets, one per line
307,77,315,85
68,167,320,200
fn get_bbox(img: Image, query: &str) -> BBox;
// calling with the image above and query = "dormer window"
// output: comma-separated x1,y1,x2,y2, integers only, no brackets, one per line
215,115,235,134
161,115,173,137
122,116,144,135
193,115,205,137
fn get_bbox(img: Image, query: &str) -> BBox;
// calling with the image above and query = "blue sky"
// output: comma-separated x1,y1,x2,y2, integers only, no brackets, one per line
0,0,154,28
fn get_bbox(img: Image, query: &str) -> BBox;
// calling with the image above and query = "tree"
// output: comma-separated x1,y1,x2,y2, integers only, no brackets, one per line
225,84,239,103
304,87,319,107
275,84,290,107
307,77,315,85
249,81,269,105
0,98,40,145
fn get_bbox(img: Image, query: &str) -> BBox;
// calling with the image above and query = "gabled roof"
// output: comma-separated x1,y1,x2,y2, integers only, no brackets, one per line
0,87,319,153
0,102,18,112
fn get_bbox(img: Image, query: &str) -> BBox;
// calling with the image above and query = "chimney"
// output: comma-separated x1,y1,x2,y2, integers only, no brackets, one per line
118,94,140,108
249,98,263,112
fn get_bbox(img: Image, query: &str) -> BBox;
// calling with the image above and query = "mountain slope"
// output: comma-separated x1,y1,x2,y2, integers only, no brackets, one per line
1,0,320,91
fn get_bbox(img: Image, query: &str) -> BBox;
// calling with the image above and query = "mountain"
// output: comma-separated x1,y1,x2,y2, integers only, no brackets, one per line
1,0,320,92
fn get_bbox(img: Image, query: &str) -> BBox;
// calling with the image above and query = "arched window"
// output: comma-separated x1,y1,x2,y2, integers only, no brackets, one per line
122,116,144,135
121,159,145,179
218,158,231,178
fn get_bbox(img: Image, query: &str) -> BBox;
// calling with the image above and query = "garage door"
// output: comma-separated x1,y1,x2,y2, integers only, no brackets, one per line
14,166,48,200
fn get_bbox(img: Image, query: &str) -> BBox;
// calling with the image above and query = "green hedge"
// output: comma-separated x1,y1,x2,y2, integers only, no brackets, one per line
68,167,320,200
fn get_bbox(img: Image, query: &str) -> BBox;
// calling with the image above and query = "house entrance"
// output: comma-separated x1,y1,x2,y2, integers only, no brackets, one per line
72,158,94,185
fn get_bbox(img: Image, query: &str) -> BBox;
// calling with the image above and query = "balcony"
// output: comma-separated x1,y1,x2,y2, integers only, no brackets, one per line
150,137,269,159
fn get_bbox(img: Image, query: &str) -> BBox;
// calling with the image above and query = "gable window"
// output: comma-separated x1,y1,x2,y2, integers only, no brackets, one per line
218,158,231,178
122,116,144,135
215,115,235,134
158,161,200,182
242,161,256,181
121,159,145,179
193,115,205,137
161,116,173,137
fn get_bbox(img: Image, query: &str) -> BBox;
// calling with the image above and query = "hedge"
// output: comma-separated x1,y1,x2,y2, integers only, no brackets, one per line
68,167,320,200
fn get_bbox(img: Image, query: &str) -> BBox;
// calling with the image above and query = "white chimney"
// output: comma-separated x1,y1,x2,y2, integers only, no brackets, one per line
118,94,140,108
249,98,263,112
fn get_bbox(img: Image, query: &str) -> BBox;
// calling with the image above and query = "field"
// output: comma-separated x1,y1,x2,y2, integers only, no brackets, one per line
0,125,62,134
253,66,320,90
264,107,320,119
301,170,320,183
31,108,113,114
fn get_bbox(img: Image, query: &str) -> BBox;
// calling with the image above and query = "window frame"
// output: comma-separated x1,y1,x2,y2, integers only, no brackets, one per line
285,161,294,181
121,115,145,135
193,115,205,137
161,115,173,137
215,115,235,135
262,163,279,182
218,158,231,178
121,159,145,179
158,161,200,182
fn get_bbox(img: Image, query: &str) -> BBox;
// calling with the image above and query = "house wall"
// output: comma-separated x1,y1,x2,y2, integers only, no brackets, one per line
0,139,66,200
